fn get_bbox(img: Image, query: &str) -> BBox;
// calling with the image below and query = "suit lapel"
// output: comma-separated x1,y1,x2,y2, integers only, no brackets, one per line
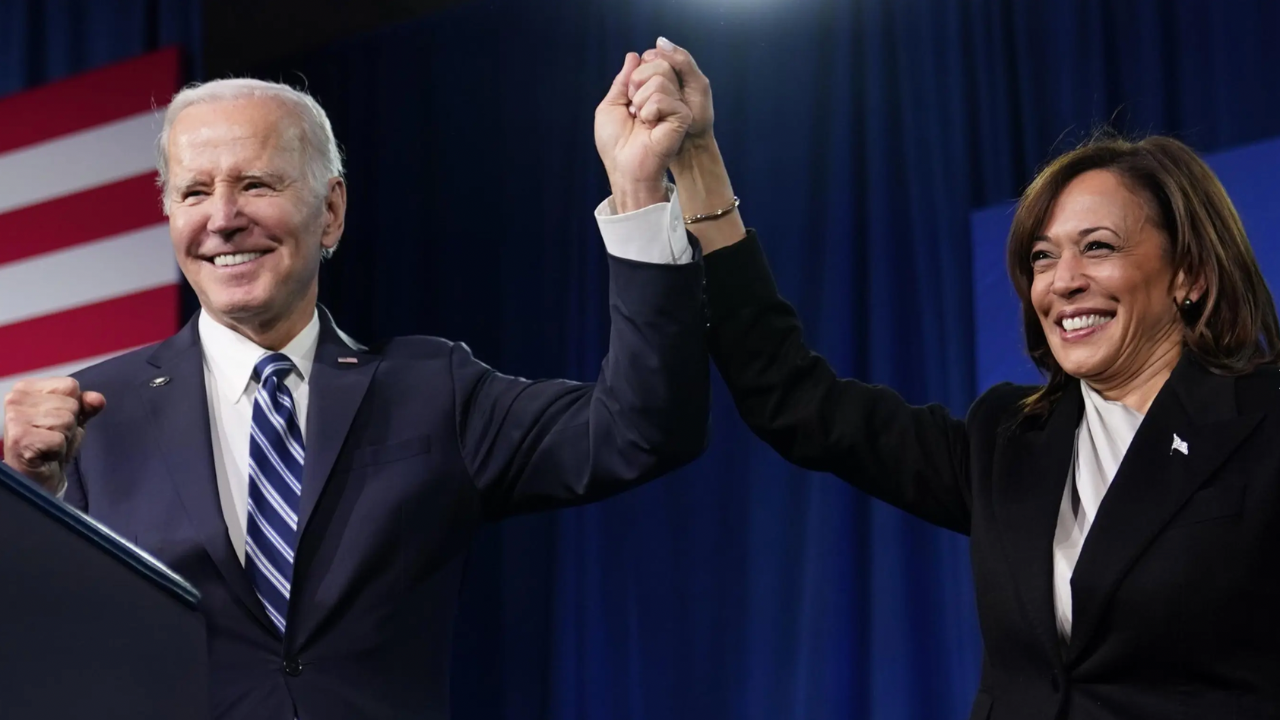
991,382,1082,667
141,315,272,631
1065,358,1261,664
297,311,378,543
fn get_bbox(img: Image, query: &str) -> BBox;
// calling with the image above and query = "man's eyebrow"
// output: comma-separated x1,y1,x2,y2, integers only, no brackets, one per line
238,170,288,183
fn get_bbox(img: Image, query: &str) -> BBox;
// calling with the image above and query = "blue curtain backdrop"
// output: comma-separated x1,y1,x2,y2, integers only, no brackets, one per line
10,1,1280,719
278,3,1280,718
0,0,201,96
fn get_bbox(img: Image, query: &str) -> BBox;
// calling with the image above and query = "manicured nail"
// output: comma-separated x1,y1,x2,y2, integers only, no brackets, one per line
657,37,675,53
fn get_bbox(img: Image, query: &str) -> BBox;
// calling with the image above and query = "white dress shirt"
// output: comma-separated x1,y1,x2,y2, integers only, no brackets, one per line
193,191,691,564
1052,381,1145,641
200,310,320,565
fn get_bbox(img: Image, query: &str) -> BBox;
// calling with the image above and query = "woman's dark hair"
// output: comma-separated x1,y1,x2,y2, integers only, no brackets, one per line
1006,134,1280,417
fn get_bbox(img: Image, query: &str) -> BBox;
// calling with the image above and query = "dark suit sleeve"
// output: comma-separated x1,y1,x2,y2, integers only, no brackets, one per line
705,231,973,534
452,252,709,519
63,455,87,513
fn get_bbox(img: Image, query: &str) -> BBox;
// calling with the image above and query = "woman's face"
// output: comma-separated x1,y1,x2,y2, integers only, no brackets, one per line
1029,169,1190,386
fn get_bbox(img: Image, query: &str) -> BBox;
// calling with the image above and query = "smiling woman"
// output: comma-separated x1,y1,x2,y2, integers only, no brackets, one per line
1007,136,1280,419
696,131,1280,718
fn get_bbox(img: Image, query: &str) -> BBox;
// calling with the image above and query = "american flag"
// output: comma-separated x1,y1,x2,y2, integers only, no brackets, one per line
0,49,182,434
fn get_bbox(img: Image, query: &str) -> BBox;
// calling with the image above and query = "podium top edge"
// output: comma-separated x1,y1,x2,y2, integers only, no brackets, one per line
0,462,200,609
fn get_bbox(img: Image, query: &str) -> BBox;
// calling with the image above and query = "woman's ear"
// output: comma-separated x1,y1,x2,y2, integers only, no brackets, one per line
1175,270,1207,306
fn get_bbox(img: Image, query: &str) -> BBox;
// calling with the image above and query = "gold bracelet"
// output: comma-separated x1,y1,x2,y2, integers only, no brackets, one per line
683,197,740,225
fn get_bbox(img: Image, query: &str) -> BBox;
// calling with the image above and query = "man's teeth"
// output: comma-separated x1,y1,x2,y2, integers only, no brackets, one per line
1062,314,1113,332
213,252,265,267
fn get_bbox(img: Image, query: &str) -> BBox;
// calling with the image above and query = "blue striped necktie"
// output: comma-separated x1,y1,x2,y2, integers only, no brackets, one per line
245,352,305,636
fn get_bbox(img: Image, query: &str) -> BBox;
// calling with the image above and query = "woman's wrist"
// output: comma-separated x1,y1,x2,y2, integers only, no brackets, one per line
671,136,733,209
672,135,747,253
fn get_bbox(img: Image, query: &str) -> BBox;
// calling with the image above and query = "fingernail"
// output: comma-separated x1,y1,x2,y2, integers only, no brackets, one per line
657,37,675,53
643,49,656,61
629,105,637,116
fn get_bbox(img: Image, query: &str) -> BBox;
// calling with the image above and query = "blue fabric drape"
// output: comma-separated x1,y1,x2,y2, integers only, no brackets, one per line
0,0,201,97
252,1,1280,719
11,0,1280,718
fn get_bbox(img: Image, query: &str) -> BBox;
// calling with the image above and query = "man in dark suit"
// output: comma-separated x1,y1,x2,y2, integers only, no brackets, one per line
2,49,706,720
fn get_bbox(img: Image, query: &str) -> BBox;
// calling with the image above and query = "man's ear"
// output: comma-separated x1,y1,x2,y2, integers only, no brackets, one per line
320,177,347,252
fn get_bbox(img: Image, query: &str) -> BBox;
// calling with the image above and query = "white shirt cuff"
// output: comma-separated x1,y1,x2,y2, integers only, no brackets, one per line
594,184,694,265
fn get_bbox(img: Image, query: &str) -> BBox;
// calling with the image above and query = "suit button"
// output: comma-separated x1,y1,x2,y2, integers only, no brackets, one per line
283,658,303,677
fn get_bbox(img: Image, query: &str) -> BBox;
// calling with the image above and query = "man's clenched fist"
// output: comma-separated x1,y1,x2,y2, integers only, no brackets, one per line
3,378,106,495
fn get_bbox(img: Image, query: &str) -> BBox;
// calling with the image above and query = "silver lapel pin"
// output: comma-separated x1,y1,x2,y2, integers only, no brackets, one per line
1171,433,1189,456
149,376,170,387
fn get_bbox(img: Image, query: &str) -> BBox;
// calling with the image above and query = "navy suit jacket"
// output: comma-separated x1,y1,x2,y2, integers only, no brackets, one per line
63,253,708,720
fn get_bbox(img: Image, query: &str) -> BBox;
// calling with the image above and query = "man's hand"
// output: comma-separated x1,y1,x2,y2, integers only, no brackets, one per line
635,37,714,157
3,378,105,495
595,51,693,214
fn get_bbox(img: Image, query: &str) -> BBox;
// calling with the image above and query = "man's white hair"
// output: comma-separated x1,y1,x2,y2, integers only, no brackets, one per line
155,78,344,257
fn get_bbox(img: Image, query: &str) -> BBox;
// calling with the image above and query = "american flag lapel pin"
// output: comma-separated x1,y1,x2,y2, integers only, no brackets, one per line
338,357,359,364
1170,433,1189,456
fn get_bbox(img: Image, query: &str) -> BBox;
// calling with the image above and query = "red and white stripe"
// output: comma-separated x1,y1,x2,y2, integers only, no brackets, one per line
0,48,182,431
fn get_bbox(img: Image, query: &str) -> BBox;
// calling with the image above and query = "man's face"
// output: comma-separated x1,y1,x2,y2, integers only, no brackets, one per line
165,96,342,333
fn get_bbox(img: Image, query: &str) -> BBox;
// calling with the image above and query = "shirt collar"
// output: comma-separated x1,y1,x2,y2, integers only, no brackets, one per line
199,308,321,405
1080,380,1146,420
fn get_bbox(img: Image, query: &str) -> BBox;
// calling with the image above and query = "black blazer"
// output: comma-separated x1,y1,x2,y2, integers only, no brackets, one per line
704,233,1280,720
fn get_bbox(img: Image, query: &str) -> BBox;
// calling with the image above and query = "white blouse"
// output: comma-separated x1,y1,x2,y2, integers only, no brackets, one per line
1052,381,1145,642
